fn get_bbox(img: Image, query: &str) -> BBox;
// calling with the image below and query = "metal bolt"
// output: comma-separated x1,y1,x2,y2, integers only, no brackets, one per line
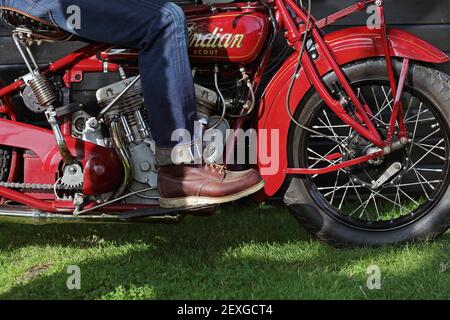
73,195,84,206
88,118,99,129
69,166,77,174
400,137,409,145
141,162,151,172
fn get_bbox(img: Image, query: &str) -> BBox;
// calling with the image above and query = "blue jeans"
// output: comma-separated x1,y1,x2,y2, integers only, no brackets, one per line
1,0,197,165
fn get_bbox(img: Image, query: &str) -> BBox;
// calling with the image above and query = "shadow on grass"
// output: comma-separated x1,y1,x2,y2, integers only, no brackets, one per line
0,200,306,250
0,201,448,299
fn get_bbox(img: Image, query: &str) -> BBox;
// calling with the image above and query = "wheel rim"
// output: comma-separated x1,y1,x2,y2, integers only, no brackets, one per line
301,81,450,231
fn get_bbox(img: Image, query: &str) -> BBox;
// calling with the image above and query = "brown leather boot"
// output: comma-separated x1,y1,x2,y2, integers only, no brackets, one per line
157,165,265,208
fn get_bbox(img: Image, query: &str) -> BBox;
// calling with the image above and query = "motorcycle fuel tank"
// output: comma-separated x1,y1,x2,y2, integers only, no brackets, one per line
187,11,269,64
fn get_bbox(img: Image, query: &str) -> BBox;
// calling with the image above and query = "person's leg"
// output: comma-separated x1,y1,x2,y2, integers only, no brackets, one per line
60,0,197,165
4,0,197,165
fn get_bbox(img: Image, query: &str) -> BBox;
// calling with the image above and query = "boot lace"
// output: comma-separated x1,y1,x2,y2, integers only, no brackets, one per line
205,164,226,174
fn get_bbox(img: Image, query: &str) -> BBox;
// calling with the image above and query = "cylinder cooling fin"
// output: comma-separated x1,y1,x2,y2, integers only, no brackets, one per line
96,76,150,143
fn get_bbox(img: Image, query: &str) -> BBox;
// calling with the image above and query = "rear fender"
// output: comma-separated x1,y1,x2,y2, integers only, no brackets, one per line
257,26,450,198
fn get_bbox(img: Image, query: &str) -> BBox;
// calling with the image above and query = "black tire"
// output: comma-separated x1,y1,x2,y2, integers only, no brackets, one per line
285,59,450,247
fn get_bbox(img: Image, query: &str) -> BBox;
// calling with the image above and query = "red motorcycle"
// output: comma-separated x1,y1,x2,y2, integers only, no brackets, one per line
0,0,449,247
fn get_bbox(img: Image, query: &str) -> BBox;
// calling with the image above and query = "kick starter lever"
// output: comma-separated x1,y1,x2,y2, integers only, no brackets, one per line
45,106,75,165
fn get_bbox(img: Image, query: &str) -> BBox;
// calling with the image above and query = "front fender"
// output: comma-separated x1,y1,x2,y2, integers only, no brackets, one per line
257,26,449,198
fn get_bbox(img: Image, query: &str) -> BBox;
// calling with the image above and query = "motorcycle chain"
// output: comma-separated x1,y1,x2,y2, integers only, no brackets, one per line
0,181,79,191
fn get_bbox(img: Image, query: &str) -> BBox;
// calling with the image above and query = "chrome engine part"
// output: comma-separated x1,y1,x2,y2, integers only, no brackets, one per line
96,77,159,203
195,83,218,119
83,117,107,147
70,111,107,147
21,85,46,113
204,115,230,164
71,111,89,138
195,83,231,164
97,76,150,143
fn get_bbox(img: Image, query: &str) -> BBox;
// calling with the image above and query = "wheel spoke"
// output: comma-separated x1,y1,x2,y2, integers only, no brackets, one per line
412,143,446,161
412,167,432,200
372,195,381,220
394,182,402,215
330,169,341,205
397,188,420,206
415,128,441,145
384,180,442,188
404,118,436,124
414,167,436,192
338,182,351,210
415,167,443,173
407,102,423,156
371,87,393,124
403,96,415,121
405,108,430,123
358,194,374,219
406,139,444,175
414,142,445,151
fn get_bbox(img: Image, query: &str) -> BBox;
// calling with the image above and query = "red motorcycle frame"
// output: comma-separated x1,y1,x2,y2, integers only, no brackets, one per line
0,0,448,213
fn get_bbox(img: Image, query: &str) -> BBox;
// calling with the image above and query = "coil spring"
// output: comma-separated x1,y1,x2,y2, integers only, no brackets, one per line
29,73,57,107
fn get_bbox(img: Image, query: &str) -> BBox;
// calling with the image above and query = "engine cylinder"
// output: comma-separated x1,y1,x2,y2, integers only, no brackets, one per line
96,77,150,143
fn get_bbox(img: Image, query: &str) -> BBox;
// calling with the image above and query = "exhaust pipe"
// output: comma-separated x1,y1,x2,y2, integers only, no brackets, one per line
0,206,183,225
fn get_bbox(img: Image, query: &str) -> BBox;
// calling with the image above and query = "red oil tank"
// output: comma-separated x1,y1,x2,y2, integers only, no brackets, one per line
187,11,269,64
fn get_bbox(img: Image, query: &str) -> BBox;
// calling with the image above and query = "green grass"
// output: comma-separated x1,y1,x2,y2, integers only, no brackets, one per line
0,201,449,300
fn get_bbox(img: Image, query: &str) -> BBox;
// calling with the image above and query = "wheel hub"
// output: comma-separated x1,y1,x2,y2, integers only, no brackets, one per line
344,131,408,188
366,146,384,166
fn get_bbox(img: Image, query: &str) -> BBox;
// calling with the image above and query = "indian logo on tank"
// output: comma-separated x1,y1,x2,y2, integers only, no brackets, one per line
188,22,244,56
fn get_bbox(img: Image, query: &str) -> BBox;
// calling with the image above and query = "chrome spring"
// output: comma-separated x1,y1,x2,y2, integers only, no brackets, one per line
29,73,57,107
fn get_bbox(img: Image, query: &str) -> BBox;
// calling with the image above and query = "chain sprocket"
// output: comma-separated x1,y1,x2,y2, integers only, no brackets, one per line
60,163,84,189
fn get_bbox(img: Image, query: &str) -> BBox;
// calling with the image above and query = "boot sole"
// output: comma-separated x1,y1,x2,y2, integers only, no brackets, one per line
159,180,265,209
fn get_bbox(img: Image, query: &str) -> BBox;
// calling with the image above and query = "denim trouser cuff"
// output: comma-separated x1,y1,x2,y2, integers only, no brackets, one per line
155,139,202,167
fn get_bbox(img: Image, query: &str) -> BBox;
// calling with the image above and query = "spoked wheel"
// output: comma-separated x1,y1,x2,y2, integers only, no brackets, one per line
285,59,450,247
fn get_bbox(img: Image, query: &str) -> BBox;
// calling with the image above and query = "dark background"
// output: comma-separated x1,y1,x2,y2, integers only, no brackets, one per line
0,0,449,83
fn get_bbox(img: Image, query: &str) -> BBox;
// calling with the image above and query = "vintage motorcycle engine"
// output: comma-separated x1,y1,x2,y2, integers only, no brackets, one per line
93,75,231,203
